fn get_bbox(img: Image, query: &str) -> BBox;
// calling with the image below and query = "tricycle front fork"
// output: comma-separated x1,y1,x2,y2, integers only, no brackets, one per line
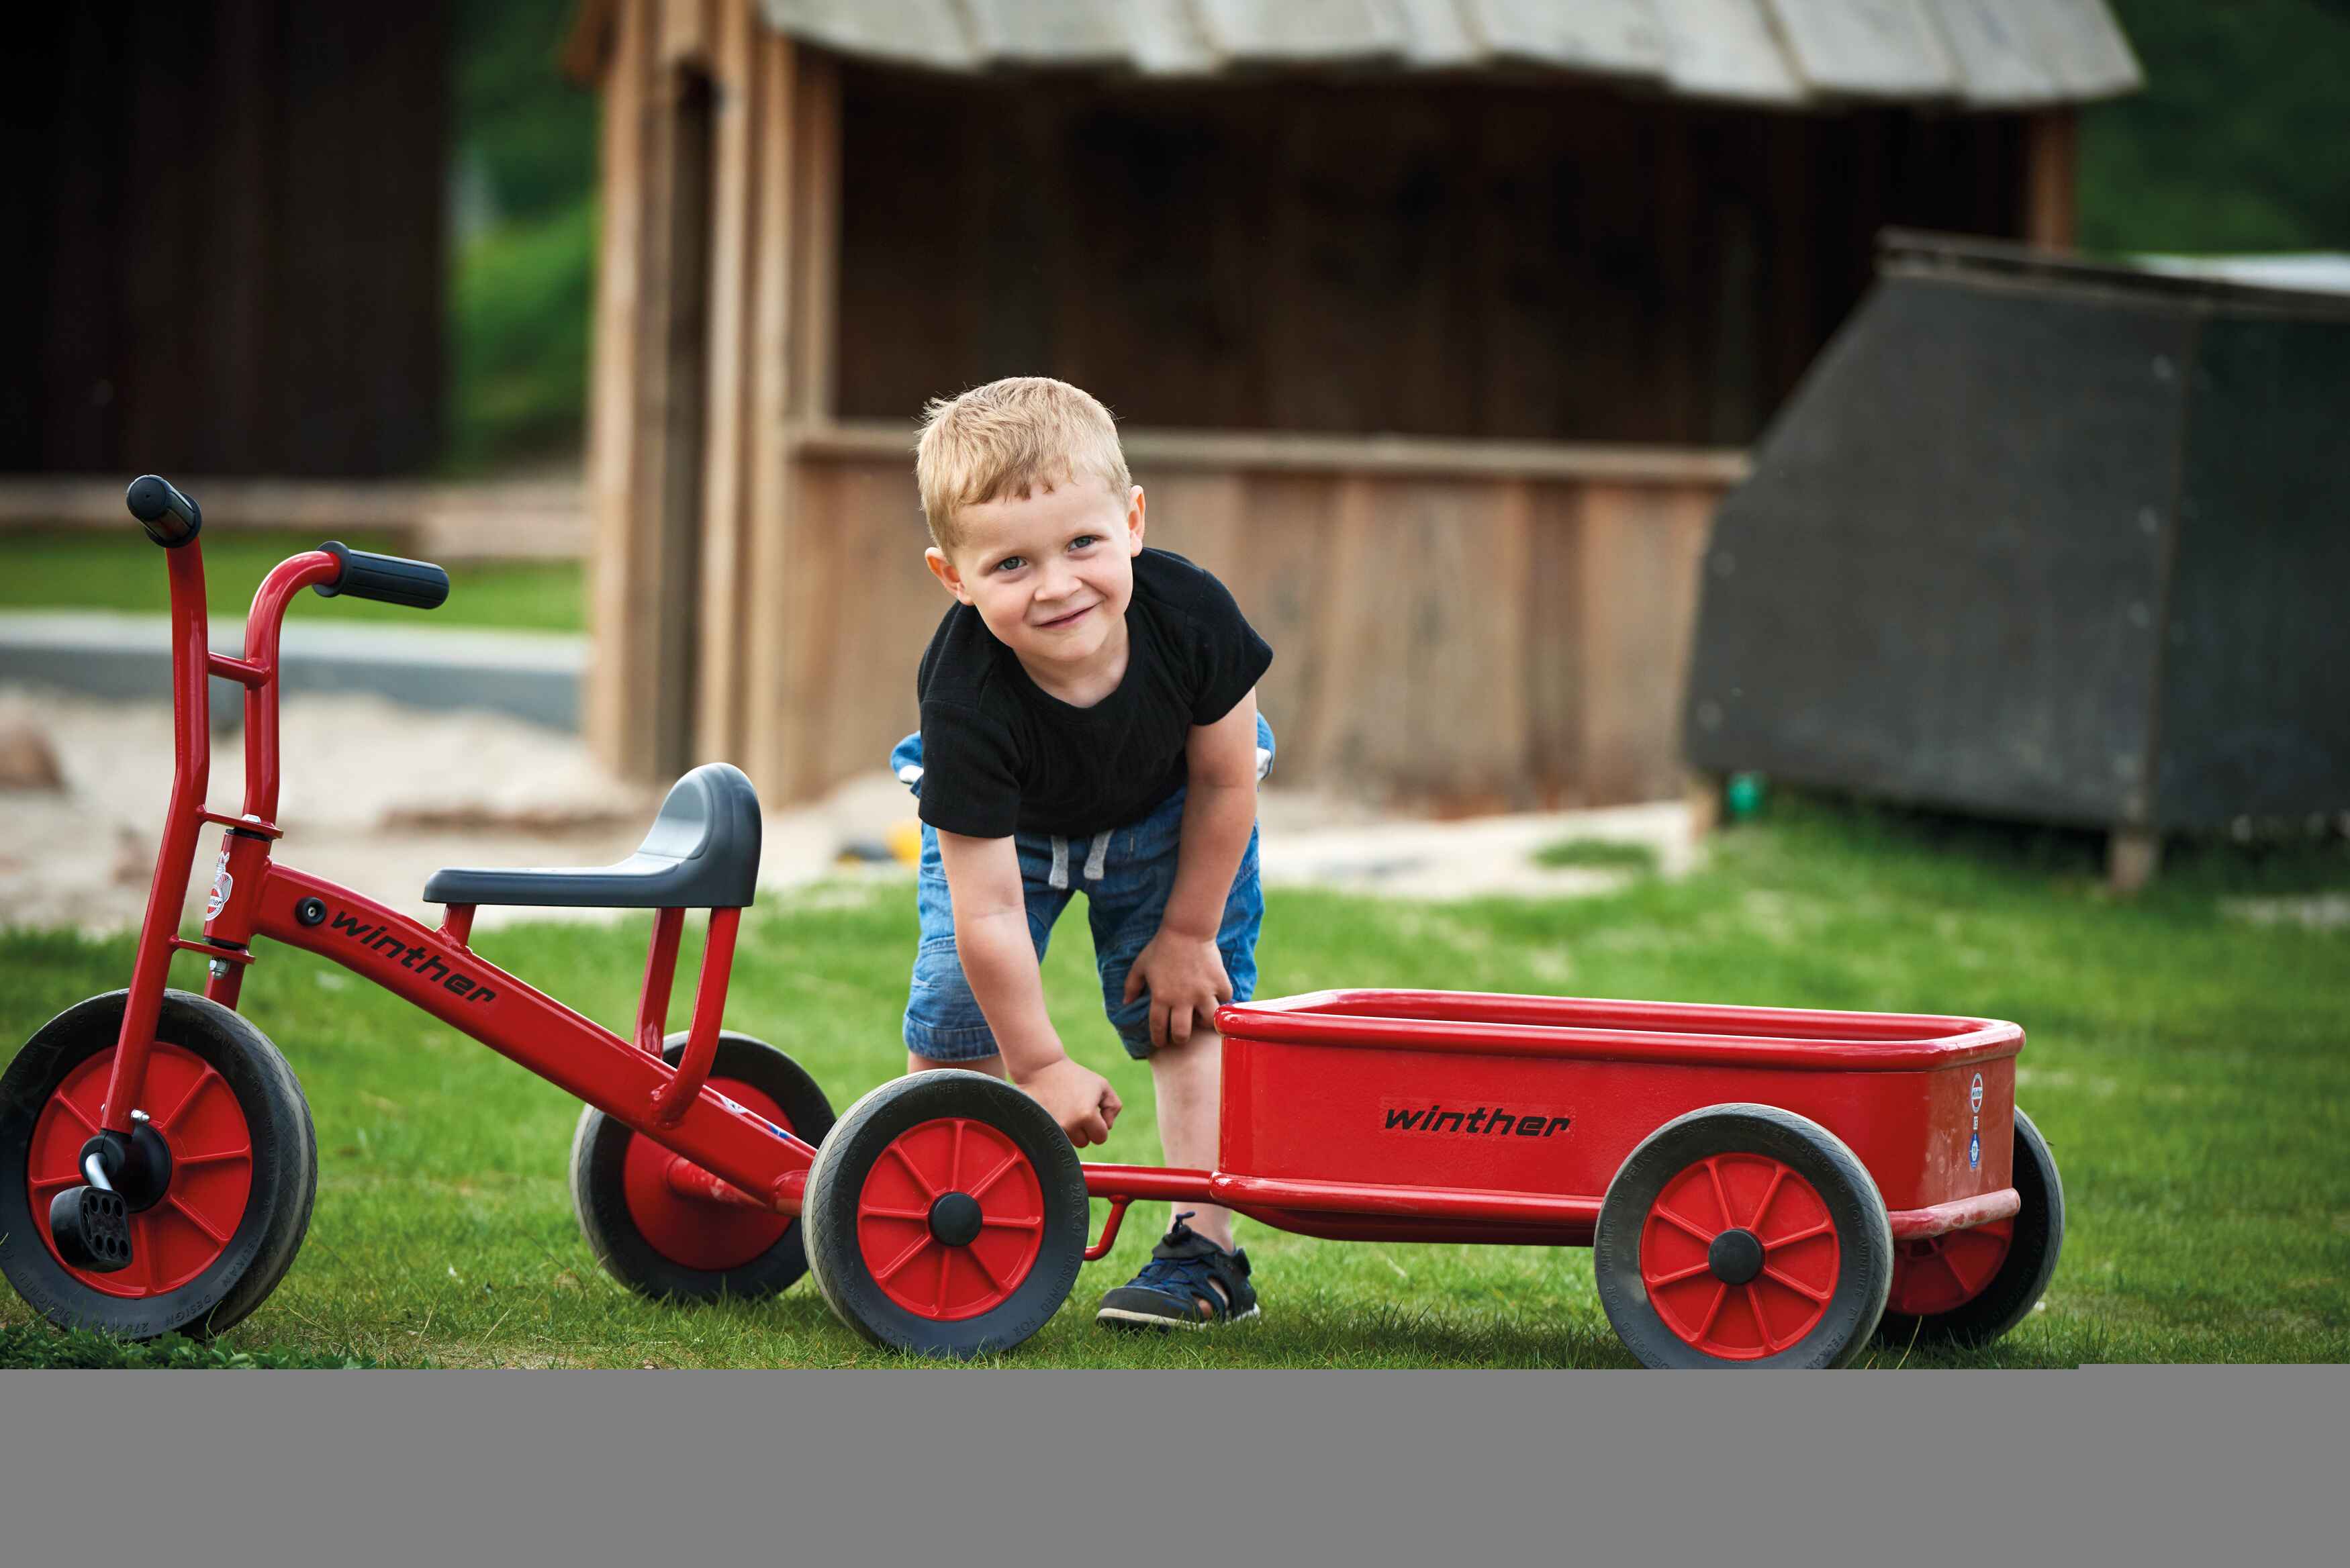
99,537,338,1132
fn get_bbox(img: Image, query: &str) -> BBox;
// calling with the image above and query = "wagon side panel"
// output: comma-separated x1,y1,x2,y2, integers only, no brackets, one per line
1219,1036,2012,1217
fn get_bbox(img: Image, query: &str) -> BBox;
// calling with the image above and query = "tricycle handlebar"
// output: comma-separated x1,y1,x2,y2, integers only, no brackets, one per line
314,540,451,610
124,475,201,548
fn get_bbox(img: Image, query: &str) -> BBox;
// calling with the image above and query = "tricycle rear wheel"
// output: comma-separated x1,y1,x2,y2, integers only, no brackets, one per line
569,1032,835,1303
802,1071,1086,1358
1877,1106,2064,1349
1594,1104,1892,1368
1,989,316,1340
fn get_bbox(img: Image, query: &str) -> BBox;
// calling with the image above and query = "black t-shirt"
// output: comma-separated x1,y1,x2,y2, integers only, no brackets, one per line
914,548,1273,838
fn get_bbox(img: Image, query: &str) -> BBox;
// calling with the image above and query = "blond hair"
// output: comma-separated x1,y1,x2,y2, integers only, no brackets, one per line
914,377,1132,550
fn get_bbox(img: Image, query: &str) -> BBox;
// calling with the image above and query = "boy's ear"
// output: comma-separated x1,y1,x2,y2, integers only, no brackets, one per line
1125,485,1146,554
925,545,974,605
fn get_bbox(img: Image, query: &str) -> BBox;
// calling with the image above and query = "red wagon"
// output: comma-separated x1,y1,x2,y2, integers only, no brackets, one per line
805,990,2062,1366
1,481,2061,1367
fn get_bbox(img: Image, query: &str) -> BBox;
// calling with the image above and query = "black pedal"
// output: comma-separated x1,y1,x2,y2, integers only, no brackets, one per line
49,1185,134,1273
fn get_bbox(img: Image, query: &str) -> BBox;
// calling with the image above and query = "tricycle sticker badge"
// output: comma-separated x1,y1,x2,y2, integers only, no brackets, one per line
205,846,234,921
1968,1072,1984,1170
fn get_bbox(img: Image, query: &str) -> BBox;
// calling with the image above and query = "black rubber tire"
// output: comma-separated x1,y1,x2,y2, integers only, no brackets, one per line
569,1032,835,1303
803,1071,1086,1359
1877,1106,2065,1349
1595,1103,1893,1369
0,989,316,1341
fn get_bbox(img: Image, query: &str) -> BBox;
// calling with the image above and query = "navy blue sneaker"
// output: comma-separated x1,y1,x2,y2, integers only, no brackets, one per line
1095,1214,1259,1330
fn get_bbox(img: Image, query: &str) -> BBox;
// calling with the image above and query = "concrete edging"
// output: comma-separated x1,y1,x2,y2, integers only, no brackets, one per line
0,611,583,731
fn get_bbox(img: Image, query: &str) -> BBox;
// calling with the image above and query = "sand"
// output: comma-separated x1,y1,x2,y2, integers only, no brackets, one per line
0,684,1693,936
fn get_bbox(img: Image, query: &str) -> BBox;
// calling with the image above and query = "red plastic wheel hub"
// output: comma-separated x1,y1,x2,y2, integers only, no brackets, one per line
620,1080,796,1271
28,1042,254,1298
1887,1220,2014,1316
855,1118,1043,1320
1640,1153,1842,1361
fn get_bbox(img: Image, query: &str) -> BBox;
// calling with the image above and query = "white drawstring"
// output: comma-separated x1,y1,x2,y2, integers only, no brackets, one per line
1049,830,1115,889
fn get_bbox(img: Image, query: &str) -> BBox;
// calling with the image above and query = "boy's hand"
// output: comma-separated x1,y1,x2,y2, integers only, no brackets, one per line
1123,930,1233,1050
1017,1057,1123,1148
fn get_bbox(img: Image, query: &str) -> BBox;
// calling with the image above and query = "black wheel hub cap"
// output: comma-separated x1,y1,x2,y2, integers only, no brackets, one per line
79,1126,173,1213
928,1191,984,1248
1707,1227,1765,1286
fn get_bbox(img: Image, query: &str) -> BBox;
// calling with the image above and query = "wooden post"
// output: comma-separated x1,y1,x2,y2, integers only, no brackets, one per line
738,40,845,804
2023,108,2078,251
659,0,712,66
583,0,652,777
1686,771,1724,844
2108,828,2161,893
692,0,763,766
789,50,841,426
585,0,718,785
778,48,843,803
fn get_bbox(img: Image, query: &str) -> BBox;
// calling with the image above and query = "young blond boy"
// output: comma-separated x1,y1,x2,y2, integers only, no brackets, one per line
891,377,1274,1328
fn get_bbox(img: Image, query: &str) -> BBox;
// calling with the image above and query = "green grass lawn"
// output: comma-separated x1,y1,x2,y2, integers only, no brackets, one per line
0,530,585,633
4,801,2345,1367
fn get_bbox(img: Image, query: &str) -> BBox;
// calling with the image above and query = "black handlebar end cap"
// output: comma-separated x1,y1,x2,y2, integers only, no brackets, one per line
125,475,201,547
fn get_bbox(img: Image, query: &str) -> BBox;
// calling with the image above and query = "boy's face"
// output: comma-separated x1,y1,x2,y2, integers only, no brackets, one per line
926,481,1146,675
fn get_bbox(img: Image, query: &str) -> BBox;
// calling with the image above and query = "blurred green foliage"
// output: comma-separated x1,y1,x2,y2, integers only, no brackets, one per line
448,197,598,473
2082,0,2350,254
455,0,595,226
446,0,598,473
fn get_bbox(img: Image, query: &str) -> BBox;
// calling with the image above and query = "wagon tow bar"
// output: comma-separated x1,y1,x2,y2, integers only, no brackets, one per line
1084,1195,1133,1261
48,1110,171,1275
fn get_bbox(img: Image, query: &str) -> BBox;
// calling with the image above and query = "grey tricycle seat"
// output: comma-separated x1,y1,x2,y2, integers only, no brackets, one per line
423,763,761,909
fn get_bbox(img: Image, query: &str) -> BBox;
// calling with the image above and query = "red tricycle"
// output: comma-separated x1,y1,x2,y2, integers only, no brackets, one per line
1,479,2062,1366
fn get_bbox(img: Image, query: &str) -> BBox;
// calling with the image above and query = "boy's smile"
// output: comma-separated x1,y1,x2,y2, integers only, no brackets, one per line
926,479,1147,705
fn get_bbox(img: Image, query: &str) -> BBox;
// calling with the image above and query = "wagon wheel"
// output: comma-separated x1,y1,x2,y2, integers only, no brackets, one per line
1877,1106,2064,1349
802,1071,1088,1359
0,989,316,1341
570,1033,835,1303
1594,1104,1892,1368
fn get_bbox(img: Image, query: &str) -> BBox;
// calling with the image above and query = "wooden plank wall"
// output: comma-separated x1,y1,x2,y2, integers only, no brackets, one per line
833,67,2035,450
758,428,1744,813
3,1,446,477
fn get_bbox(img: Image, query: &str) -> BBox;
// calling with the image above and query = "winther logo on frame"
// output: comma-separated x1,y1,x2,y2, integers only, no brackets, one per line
326,910,500,1005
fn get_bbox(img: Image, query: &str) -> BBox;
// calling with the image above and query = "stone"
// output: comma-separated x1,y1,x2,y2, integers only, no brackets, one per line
0,724,64,791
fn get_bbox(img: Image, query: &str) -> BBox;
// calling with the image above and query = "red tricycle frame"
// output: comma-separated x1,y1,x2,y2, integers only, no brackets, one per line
95,542,825,1224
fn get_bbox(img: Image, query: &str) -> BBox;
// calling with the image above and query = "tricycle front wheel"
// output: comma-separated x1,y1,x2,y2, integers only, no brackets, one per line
0,989,316,1340
1877,1106,2064,1349
802,1071,1087,1358
1594,1104,1893,1368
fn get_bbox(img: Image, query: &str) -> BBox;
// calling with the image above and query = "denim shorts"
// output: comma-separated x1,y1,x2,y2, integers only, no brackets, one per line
894,714,1274,1062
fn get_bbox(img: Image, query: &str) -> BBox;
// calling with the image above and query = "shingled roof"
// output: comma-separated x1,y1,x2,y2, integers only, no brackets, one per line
755,0,2141,107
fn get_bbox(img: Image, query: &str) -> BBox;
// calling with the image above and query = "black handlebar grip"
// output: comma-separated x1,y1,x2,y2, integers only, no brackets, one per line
124,475,202,547
312,540,451,609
